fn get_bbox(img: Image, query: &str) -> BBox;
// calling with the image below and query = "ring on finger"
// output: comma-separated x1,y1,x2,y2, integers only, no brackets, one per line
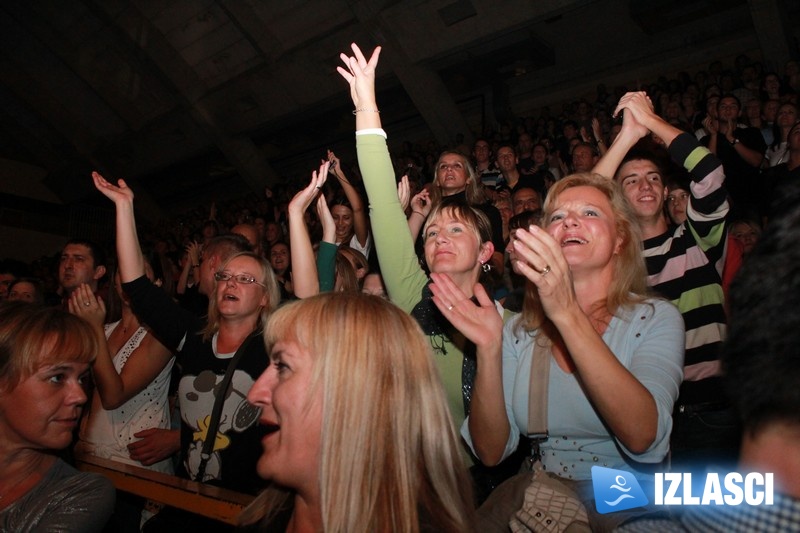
83,301,90,306
540,264,551,276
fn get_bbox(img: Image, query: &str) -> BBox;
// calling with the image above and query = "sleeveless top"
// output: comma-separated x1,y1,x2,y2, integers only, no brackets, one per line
77,321,176,473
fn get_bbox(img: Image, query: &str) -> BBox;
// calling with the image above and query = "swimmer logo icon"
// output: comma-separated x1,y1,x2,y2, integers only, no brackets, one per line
591,466,649,514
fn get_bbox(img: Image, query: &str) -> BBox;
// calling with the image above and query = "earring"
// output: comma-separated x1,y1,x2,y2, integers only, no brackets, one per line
481,262,491,273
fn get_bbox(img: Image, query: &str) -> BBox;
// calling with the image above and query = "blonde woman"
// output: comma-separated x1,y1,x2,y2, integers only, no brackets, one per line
242,292,475,532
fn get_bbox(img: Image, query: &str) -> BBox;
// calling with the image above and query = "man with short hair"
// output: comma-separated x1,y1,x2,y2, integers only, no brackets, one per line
58,239,107,302
496,144,522,191
700,94,766,217
570,141,598,173
511,186,542,216
595,92,735,469
473,138,502,192
618,179,800,533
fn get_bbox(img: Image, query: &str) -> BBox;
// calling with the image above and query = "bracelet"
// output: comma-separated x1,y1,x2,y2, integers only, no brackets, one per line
353,108,380,115
412,210,426,218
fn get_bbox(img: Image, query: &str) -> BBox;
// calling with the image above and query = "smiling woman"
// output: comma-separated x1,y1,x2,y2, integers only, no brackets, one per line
0,302,115,532
240,292,475,533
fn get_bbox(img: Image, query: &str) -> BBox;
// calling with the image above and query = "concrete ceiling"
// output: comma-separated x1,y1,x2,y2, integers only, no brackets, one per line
0,0,797,222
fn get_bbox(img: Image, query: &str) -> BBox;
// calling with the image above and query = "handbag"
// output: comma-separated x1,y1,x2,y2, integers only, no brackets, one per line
509,337,590,533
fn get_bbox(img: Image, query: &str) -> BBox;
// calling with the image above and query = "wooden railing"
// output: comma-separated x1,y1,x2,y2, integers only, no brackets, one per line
76,455,254,526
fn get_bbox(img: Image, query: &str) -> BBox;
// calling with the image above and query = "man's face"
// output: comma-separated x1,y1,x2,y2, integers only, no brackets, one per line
473,140,491,164
496,147,518,173
571,145,595,173
717,97,741,122
616,159,667,221
512,188,541,215
518,134,533,155
58,244,104,294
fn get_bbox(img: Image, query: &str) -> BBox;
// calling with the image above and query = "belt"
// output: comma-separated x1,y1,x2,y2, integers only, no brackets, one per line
675,401,731,415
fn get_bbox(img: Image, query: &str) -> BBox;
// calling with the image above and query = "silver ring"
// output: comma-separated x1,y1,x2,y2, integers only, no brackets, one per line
447,304,454,311
83,301,90,306
540,264,551,276
315,186,322,190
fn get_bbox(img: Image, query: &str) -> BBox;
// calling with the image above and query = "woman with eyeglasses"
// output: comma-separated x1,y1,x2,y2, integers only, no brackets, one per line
92,172,280,530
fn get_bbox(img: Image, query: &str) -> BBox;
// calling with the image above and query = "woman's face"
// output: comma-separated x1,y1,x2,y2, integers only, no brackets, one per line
8,282,36,303
544,186,621,273
215,256,268,318
331,205,354,243
0,359,89,451
666,188,690,225
247,340,322,494
731,222,759,255
777,104,798,128
423,210,487,277
269,243,290,274
435,154,469,195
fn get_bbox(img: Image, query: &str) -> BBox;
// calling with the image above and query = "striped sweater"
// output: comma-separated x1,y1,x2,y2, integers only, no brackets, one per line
643,133,729,405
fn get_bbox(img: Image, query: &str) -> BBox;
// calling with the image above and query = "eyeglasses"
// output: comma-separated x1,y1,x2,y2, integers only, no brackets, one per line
214,272,266,287
666,192,690,204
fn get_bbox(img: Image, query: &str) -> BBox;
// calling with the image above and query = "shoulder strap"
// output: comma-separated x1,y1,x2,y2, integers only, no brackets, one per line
195,333,257,482
526,335,550,442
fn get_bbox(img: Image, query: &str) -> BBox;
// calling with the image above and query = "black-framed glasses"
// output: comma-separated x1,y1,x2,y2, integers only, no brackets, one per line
214,272,266,287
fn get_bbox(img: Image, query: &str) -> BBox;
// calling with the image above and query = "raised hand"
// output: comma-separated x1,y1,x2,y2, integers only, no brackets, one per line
185,241,201,266
410,187,432,218
68,283,106,330
336,43,381,109
511,225,577,323
288,161,330,216
702,115,719,135
92,171,134,205
429,272,503,352
326,150,348,182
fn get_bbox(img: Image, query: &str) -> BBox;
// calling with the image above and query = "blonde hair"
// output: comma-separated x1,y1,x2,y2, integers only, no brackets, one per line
429,151,486,205
0,302,99,392
240,293,474,532
202,252,280,341
520,173,648,335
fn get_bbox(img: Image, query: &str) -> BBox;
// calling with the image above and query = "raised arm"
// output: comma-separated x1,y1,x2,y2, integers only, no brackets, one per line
338,44,428,311
398,175,432,241
592,92,655,179
614,92,684,148
327,150,369,249
289,162,330,299
92,172,145,282
68,284,174,410
176,241,200,295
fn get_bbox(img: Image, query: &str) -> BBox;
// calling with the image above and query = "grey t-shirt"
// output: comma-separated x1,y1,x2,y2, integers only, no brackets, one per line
0,459,115,533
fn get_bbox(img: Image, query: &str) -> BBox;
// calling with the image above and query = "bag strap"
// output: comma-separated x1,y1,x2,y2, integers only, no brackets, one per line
526,335,551,456
195,333,256,482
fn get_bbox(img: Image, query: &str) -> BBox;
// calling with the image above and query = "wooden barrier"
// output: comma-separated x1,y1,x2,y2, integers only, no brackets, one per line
76,455,254,526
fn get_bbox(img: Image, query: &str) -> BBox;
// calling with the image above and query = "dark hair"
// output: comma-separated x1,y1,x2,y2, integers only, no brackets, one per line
723,179,800,434
64,238,107,269
717,93,741,111
6,278,45,305
617,147,665,179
